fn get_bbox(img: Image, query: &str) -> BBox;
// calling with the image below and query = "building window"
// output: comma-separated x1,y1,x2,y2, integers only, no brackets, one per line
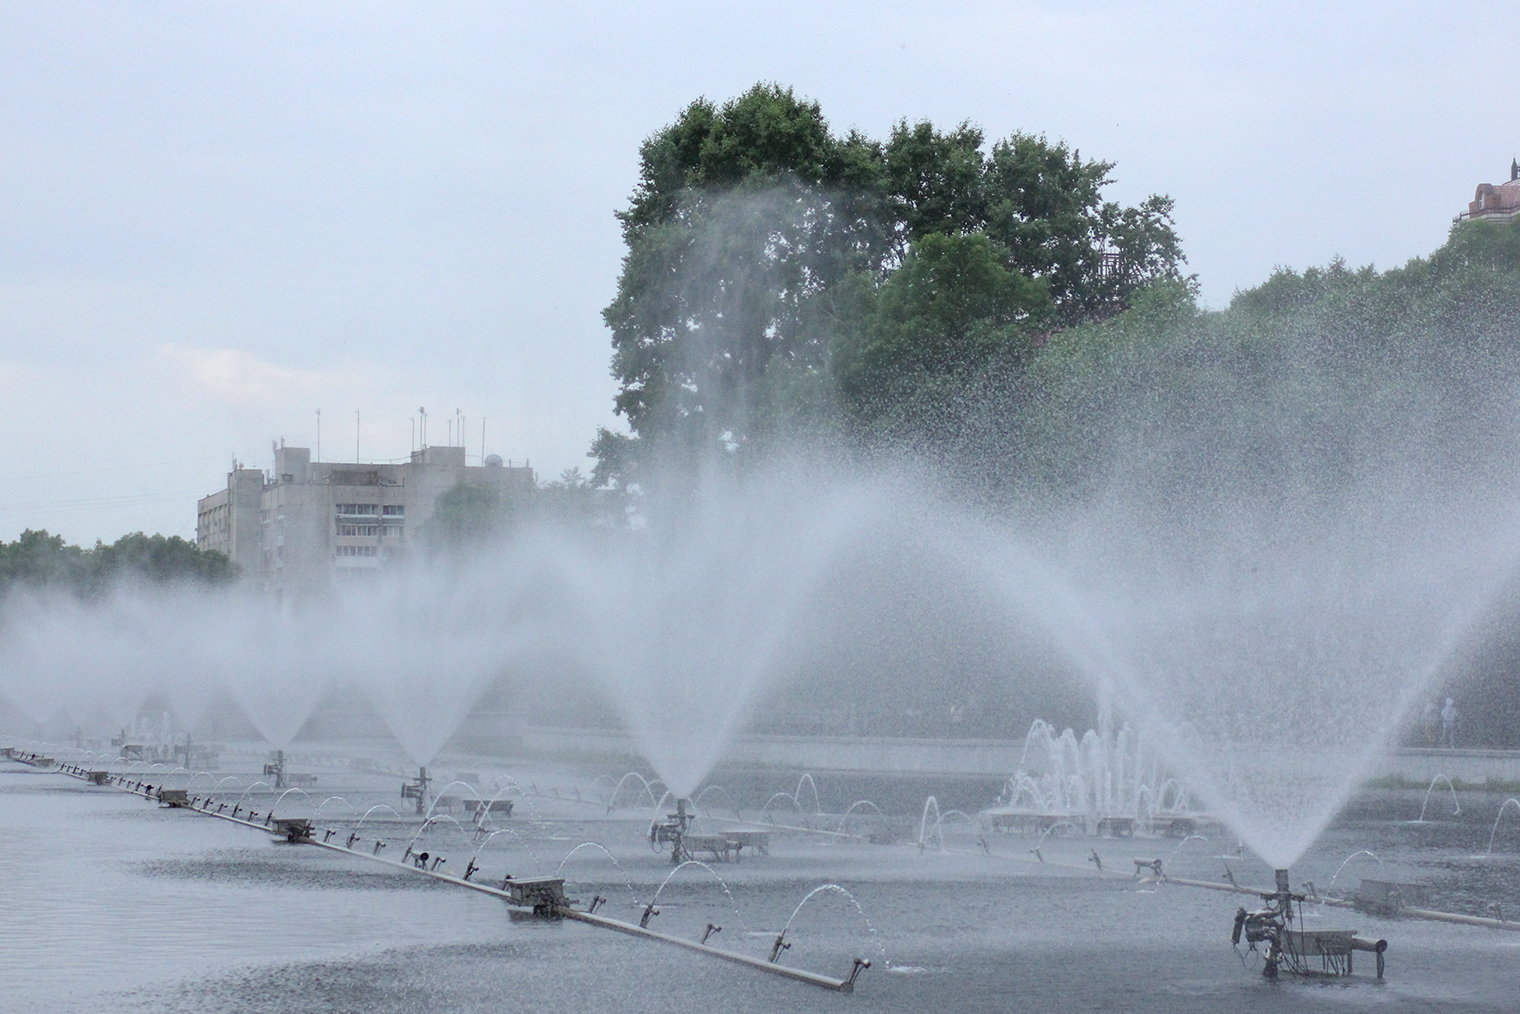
382,505,404,516
335,503,380,517
335,545,379,557
382,523,404,538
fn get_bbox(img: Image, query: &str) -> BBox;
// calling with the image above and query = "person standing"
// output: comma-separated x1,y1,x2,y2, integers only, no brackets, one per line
1441,698,1459,749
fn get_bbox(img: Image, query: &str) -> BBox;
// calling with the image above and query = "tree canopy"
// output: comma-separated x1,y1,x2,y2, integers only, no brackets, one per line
599,83,1186,478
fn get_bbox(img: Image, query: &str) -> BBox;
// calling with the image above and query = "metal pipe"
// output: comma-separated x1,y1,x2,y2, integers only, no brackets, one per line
564,909,857,991
297,834,864,990
55,762,864,993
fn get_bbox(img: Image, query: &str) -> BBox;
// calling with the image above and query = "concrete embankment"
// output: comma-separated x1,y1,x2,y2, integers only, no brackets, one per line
300,708,1520,785
1371,747,1520,788
507,724,1520,786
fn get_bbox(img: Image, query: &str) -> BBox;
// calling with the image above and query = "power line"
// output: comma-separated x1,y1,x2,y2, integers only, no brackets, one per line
0,456,227,486
0,491,204,518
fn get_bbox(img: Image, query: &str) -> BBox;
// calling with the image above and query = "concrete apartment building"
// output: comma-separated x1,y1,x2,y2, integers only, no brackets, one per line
197,444,535,595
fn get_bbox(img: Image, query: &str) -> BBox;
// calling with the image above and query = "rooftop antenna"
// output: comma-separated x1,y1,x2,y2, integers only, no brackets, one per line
419,407,427,449
456,408,461,448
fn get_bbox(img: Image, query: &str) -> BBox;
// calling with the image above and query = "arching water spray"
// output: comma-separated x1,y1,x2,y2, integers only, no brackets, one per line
1418,775,1462,822
779,885,888,966
1485,799,1520,857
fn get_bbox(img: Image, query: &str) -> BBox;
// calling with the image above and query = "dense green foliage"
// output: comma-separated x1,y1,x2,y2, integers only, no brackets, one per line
0,529,236,598
425,470,619,548
599,83,1185,479
424,482,516,549
997,218,1520,510
1006,216,1520,745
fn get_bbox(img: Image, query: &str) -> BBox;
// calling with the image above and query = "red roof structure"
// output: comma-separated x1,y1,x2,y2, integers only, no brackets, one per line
1459,159,1520,224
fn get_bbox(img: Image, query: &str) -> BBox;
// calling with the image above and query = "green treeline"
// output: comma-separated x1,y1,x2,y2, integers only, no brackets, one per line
0,529,236,598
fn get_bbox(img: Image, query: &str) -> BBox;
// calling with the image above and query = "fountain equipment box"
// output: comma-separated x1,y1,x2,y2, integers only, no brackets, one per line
271,818,312,842
501,877,572,914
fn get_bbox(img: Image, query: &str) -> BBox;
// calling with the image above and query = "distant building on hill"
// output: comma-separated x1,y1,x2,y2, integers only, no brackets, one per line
1457,159,1520,224
197,443,535,596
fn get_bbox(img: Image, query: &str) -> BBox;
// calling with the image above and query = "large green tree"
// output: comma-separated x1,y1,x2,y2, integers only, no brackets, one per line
598,83,1185,475
602,85,884,467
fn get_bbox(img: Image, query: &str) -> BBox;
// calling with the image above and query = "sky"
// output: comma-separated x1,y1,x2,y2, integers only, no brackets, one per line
0,1,1515,544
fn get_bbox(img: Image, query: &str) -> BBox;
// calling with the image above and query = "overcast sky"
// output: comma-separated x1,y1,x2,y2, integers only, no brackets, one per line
0,2,1514,543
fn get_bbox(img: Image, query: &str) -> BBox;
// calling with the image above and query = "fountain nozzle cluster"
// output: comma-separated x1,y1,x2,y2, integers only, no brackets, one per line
649,797,694,863
401,767,431,815
1232,869,1387,979
262,750,286,790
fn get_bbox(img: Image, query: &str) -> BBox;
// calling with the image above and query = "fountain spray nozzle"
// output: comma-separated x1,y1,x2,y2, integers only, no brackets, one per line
1235,869,1308,978
768,931,792,963
401,767,431,815
262,750,286,790
650,797,695,862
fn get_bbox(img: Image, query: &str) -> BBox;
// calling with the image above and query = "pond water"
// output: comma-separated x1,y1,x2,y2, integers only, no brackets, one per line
3,755,1517,1013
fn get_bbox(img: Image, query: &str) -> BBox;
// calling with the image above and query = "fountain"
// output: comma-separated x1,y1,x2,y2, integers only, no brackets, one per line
1232,869,1387,978
989,719,1192,837
9,267,1520,1007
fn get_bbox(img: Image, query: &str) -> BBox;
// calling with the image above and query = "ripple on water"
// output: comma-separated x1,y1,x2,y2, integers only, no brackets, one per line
137,853,454,892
